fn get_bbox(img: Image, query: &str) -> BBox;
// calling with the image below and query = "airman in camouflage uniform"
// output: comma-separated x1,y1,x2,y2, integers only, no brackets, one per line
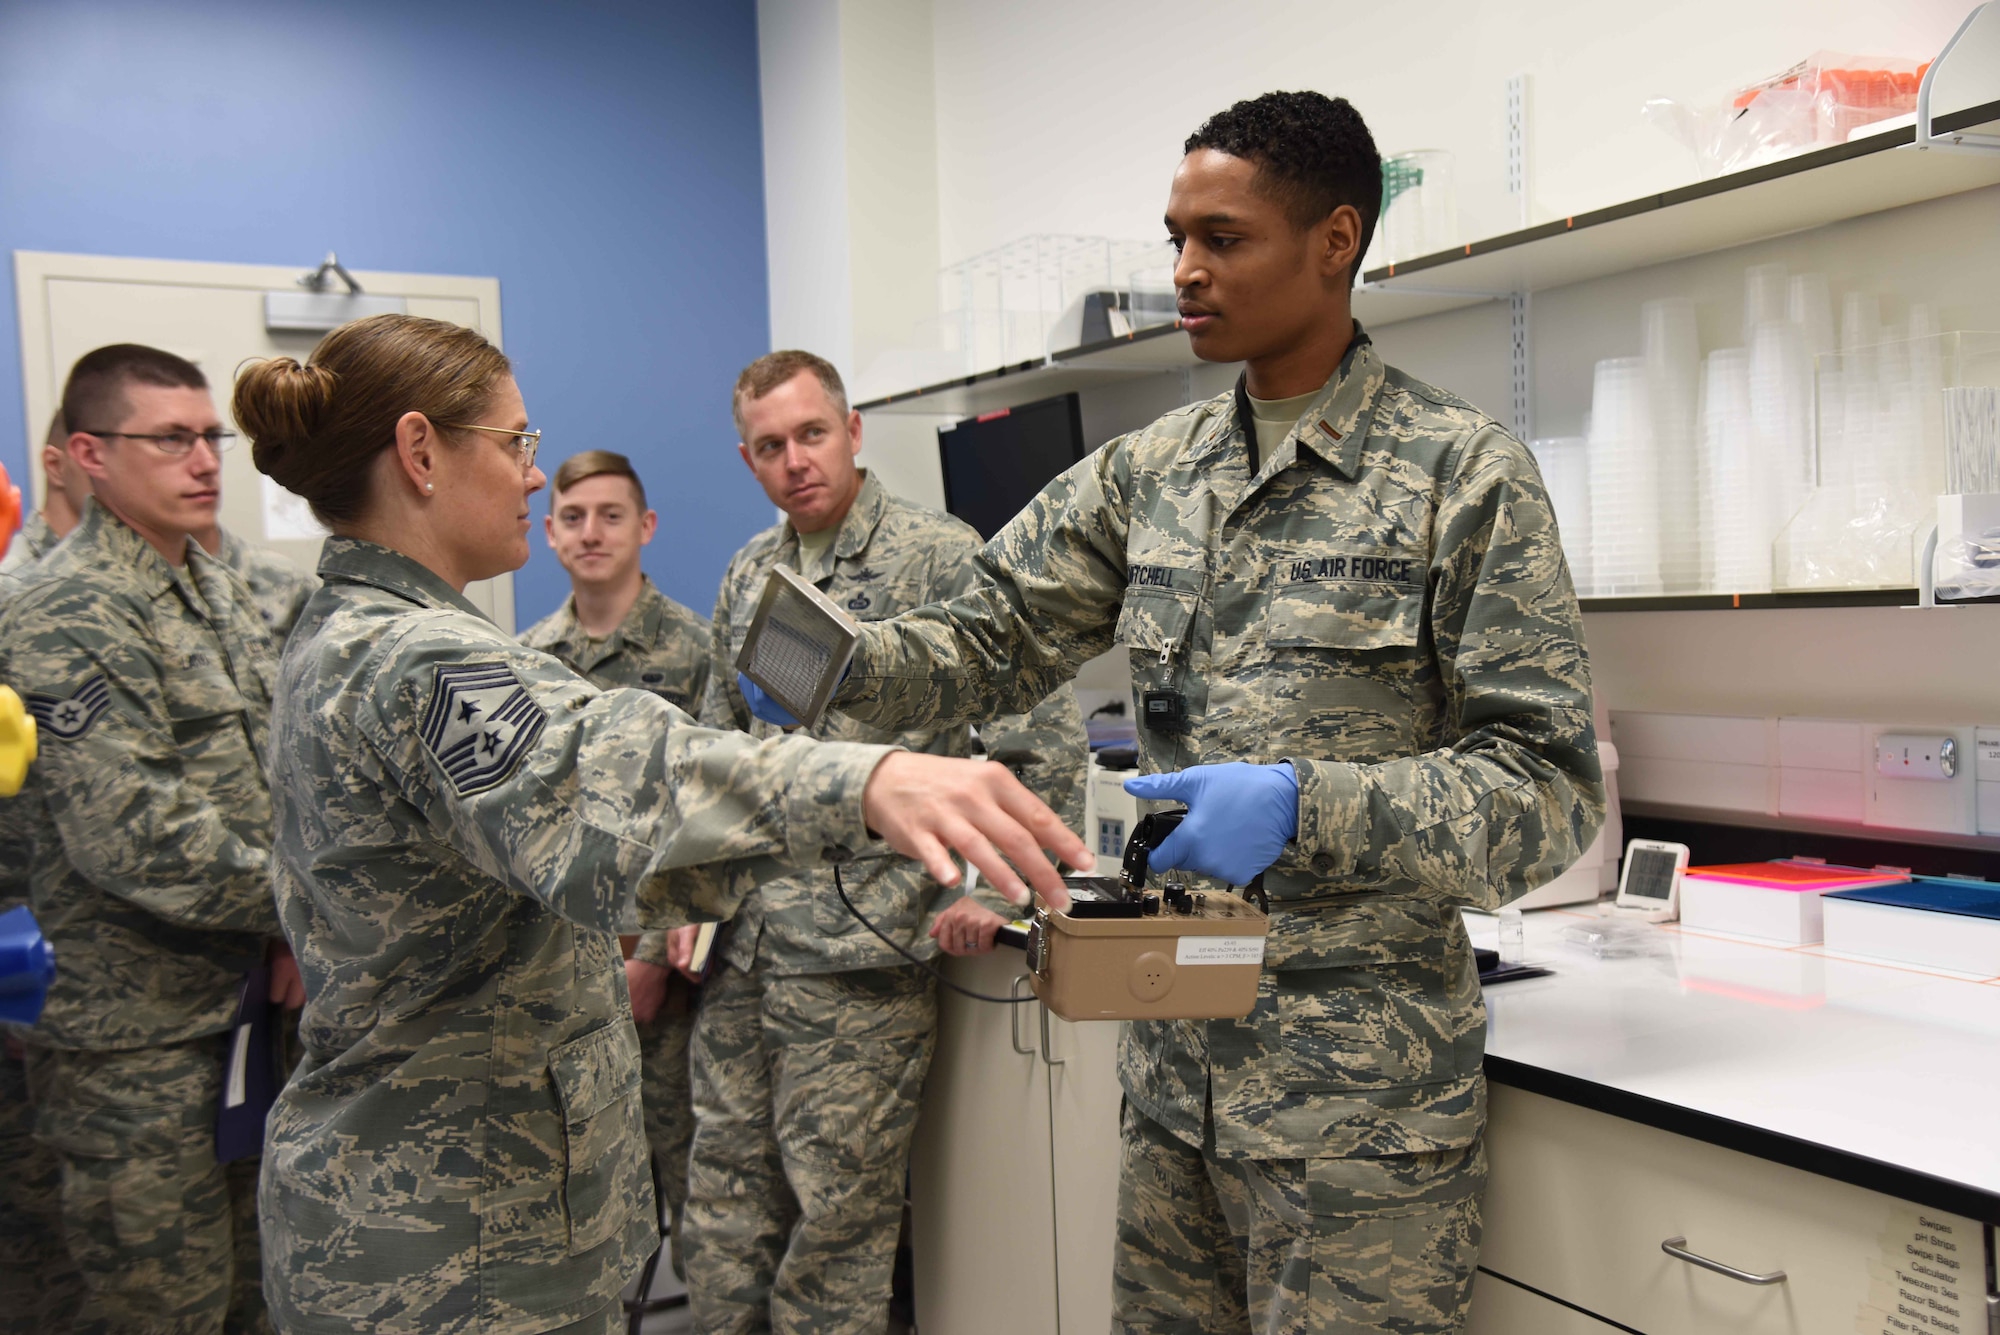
833,324,1602,1332
262,536,901,1335
522,571,712,1274
830,90,1604,1332
0,534,87,1335
0,510,57,574
0,499,281,1335
210,526,318,643
0,405,81,578
684,467,1088,1335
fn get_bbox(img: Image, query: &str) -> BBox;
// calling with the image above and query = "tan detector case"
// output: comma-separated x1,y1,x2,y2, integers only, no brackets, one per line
1027,884,1268,1022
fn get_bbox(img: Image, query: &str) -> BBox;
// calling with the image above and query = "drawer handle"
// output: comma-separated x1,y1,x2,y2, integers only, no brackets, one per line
1009,976,1036,1055
1660,1237,1787,1286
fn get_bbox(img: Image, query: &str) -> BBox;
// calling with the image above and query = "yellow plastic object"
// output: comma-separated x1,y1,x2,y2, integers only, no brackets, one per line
0,687,35,797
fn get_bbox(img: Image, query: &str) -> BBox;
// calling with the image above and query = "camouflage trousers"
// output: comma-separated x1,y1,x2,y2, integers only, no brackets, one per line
681,962,936,1335
26,1036,271,1335
1112,1102,1485,1334
638,981,697,1279
0,1045,84,1332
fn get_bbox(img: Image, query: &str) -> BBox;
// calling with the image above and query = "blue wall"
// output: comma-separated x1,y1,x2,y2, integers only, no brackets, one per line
0,0,771,622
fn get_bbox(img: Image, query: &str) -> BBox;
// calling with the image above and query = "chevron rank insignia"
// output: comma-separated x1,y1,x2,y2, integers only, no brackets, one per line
418,663,548,797
25,674,113,742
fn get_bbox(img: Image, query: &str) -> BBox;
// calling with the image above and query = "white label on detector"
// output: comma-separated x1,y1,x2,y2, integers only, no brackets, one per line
1175,936,1266,966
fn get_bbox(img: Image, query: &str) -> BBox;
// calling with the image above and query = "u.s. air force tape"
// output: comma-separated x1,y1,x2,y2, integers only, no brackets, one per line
25,673,112,742
419,663,548,797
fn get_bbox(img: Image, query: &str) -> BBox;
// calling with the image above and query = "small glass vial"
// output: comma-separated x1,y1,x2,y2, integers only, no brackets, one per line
1497,908,1526,967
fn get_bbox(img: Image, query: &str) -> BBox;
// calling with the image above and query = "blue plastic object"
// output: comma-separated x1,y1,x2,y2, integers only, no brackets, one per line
1822,876,2000,919
1123,761,1299,886
0,905,55,1025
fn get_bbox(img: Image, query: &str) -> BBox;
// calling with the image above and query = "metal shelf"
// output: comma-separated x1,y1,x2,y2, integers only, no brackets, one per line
1622,799,2000,858
1579,589,2000,612
858,99,2000,416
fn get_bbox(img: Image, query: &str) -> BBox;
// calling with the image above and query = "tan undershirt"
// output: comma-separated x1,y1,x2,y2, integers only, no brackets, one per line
1246,380,1330,457
795,525,837,570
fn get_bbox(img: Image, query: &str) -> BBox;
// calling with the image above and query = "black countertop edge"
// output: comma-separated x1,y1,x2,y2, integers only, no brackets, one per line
1485,1054,2000,1227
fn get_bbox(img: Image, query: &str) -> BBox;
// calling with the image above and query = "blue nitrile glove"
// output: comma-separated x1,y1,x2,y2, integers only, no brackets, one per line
1123,761,1298,886
737,673,802,728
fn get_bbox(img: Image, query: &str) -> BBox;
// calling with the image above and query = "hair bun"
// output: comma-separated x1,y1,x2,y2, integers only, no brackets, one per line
233,357,336,485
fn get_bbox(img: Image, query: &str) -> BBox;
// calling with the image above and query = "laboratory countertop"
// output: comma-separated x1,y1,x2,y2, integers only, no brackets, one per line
1464,905,2000,1225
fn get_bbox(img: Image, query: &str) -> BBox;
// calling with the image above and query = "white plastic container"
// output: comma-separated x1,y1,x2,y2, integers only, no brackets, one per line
1821,878,2000,976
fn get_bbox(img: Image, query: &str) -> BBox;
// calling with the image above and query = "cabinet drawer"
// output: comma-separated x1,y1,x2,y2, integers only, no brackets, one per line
1481,1085,1984,1335
1469,1269,1626,1334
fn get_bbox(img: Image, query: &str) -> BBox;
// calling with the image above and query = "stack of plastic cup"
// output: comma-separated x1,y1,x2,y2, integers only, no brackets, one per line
1909,305,1947,499
1587,357,1663,595
1529,436,1593,594
1643,298,1704,591
1743,264,1790,342
1788,273,1837,362
1944,386,2000,495
1699,348,1769,591
1748,318,1814,558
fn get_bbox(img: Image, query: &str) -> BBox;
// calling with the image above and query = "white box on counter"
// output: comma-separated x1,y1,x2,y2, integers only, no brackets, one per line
1821,878,2000,976
1679,862,1909,945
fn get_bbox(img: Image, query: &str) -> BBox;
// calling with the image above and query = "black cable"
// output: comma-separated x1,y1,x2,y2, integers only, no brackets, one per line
834,862,1039,1005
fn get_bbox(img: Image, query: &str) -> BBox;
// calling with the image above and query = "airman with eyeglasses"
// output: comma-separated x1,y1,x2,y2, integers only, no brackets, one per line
0,343,300,1333
443,422,541,473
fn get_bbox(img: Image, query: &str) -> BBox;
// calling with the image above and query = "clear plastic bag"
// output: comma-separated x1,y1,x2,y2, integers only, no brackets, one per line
1645,52,1928,178
1936,526,2000,601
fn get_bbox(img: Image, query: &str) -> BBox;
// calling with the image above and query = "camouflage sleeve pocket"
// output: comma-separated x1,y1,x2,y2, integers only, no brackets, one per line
1113,586,1196,653
1114,588,1197,707
548,1022,646,1255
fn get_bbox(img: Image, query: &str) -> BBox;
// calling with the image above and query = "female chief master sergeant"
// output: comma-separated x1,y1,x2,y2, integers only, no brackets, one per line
233,314,1085,1335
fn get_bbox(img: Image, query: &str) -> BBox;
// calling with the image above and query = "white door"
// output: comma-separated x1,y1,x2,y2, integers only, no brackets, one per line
14,250,514,629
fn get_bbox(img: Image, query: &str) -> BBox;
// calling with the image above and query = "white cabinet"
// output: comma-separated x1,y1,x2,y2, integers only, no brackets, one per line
1045,1010,1123,1334
910,950,1124,1334
1475,1083,1989,1335
1469,1269,1626,1334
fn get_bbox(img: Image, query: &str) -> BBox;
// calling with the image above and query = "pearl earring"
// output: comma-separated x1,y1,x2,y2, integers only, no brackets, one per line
425,483,434,493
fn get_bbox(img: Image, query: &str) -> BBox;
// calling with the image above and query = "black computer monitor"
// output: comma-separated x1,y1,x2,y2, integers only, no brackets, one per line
937,392,1088,541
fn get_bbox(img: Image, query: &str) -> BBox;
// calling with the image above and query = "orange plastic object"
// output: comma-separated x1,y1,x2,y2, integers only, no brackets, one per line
0,461,19,565
1685,861,1910,892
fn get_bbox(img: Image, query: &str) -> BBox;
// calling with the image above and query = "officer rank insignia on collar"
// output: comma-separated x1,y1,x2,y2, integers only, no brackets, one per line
25,674,112,742
419,663,548,797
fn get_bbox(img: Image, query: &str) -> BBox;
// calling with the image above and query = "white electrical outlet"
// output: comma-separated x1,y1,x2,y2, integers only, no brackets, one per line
1865,725,1977,836
1977,727,2000,837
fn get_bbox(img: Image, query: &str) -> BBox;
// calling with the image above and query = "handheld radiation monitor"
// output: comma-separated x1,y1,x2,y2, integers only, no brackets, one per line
1613,839,1691,923
736,566,861,730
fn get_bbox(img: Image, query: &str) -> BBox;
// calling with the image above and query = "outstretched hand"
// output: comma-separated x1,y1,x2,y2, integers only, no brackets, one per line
862,753,1090,910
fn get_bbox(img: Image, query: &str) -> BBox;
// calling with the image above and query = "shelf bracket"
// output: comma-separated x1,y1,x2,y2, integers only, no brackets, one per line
1510,292,1532,441
1915,2,2000,156
1506,74,1532,230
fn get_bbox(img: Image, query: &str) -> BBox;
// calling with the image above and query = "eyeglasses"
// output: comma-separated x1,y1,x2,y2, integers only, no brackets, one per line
79,428,237,456
443,423,541,472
